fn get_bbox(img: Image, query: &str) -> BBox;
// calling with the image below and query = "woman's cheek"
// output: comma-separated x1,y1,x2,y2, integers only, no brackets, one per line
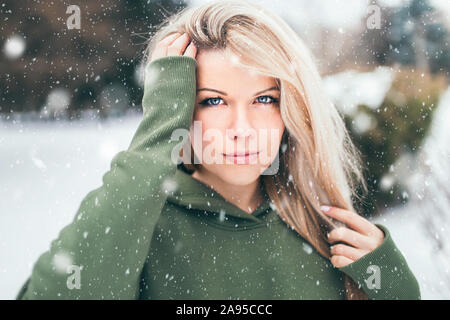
254,113,285,163
190,124,222,166
203,131,223,165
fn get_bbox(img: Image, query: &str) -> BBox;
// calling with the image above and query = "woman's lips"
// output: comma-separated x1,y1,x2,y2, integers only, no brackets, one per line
222,152,259,164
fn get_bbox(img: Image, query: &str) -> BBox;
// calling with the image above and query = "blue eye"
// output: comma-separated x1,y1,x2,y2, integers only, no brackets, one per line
256,95,279,104
198,95,279,107
198,97,223,107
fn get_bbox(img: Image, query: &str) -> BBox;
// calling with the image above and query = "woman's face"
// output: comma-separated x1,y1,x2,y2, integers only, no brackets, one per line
189,49,285,186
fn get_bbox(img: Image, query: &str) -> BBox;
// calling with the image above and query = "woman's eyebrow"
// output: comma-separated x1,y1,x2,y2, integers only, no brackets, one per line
196,86,280,96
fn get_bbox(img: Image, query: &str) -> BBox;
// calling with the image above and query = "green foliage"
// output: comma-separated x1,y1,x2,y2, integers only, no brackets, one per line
347,69,447,217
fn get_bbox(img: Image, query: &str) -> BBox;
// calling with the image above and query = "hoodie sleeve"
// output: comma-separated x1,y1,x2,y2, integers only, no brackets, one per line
16,55,197,299
337,223,421,300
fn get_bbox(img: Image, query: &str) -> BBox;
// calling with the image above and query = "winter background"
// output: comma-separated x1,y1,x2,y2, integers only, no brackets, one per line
1,0,450,299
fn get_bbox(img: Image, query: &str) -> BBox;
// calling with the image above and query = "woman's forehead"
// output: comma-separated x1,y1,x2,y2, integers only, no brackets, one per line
196,50,277,94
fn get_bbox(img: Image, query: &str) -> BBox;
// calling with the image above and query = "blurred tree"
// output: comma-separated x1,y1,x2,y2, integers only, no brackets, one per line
346,68,448,217
361,0,450,77
0,0,187,118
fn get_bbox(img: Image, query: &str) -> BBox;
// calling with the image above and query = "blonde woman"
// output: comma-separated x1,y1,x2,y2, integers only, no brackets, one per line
17,0,420,300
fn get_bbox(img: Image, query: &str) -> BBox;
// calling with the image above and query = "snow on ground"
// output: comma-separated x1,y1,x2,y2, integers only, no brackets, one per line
0,115,140,299
371,205,449,299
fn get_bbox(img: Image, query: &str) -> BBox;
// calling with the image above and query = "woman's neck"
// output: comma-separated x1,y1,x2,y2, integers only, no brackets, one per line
191,169,264,214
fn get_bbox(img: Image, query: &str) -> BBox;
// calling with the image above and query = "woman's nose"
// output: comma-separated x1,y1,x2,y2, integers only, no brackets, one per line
225,105,255,140
226,127,254,141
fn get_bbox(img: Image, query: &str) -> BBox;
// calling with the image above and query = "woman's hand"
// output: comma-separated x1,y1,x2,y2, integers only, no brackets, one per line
320,205,385,268
150,32,197,63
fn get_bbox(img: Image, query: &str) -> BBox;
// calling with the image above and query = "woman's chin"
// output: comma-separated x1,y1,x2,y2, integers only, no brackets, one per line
211,165,263,186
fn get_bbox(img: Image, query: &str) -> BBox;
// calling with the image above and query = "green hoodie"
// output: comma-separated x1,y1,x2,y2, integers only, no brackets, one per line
16,55,421,300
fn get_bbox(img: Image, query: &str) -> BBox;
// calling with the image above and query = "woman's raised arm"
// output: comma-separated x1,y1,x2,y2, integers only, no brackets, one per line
16,33,197,299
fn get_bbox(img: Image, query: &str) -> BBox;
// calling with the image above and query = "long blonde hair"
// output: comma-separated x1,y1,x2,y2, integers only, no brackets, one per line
142,0,369,300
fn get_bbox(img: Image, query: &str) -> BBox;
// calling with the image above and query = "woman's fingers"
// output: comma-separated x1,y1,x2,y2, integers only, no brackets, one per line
161,32,181,46
330,243,370,261
167,32,191,56
330,255,354,268
321,205,385,267
321,205,379,237
183,41,197,59
151,33,181,61
150,32,197,62
327,226,378,251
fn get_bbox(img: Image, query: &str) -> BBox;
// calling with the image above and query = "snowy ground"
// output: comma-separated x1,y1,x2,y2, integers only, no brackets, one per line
0,115,138,299
1,87,449,299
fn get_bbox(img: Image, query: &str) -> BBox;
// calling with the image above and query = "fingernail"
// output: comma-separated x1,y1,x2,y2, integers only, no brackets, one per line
320,205,331,212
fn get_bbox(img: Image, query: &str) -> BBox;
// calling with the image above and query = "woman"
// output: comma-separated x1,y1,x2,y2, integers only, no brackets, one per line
16,0,420,299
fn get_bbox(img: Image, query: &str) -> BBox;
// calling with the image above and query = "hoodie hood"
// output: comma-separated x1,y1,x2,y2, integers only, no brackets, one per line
166,164,279,226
